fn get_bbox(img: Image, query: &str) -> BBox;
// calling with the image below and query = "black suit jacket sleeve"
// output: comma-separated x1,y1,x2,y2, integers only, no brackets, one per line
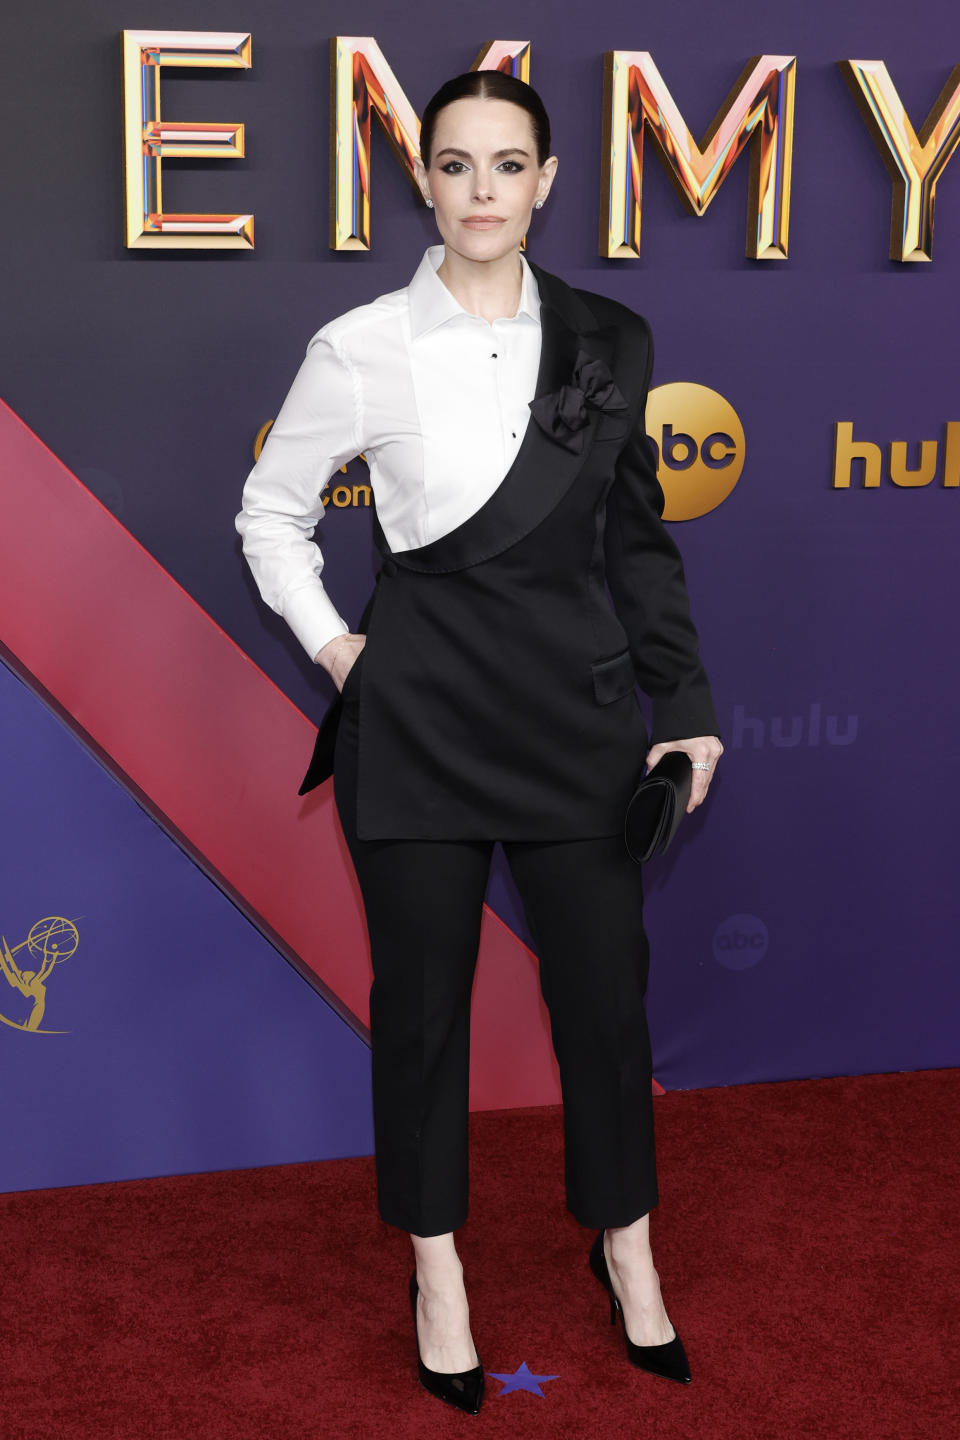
602,315,722,744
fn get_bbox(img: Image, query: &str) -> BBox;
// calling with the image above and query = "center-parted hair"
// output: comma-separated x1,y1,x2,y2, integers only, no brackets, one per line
420,71,552,169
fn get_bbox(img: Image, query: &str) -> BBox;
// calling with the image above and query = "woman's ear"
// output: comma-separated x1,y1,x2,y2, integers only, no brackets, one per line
413,155,432,207
536,155,559,207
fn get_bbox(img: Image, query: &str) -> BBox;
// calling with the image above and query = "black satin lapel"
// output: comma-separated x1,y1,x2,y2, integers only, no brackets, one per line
384,280,613,577
535,296,580,404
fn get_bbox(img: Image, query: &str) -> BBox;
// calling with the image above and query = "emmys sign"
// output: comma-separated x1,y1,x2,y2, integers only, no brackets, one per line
120,31,960,262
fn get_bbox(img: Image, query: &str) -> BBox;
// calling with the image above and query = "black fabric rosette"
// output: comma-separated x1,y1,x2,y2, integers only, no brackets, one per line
528,347,629,452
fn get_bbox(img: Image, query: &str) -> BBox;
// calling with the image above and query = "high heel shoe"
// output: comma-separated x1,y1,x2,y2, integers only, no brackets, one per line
588,1228,692,1383
408,1270,485,1415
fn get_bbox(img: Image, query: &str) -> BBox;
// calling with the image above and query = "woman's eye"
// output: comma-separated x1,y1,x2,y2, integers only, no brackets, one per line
437,160,525,174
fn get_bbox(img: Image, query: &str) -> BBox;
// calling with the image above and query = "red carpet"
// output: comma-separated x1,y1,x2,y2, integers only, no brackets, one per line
2,1069,955,1439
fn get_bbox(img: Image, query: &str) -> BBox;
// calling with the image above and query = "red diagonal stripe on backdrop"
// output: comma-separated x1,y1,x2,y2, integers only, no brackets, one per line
0,396,572,1109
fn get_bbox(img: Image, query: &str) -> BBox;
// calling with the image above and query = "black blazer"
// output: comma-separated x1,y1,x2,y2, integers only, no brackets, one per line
299,258,720,843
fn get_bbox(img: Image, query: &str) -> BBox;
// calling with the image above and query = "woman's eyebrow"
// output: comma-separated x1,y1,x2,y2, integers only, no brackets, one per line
433,147,531,160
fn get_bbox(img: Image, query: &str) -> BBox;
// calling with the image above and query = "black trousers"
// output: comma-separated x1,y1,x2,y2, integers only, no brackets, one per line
333,683,659,1237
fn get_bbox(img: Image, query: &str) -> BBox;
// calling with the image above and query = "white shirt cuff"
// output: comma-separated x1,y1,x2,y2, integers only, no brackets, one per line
281,583,350,661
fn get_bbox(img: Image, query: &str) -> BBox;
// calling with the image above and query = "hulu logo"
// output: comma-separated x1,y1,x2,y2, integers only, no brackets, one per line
832,422,960,488
731,704,857,748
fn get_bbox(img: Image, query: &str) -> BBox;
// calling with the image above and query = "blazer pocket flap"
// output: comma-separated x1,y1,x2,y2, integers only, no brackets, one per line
591,647,637,704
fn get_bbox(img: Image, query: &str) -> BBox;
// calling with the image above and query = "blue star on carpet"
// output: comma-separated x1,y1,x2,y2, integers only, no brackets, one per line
489,1361,560,1397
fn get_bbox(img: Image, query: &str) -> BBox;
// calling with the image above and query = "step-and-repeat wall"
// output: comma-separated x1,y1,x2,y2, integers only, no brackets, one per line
1,0,956,1192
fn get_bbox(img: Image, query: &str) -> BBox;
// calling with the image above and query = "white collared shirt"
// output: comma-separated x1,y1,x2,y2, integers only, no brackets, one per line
235,244,543,661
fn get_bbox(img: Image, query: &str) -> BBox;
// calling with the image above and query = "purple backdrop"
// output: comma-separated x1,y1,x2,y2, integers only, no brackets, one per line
1,1,958,1189
0,657,374,1194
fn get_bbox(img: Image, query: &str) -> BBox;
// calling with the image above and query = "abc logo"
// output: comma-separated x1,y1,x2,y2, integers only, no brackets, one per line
712,914,769,970
644,383,745,520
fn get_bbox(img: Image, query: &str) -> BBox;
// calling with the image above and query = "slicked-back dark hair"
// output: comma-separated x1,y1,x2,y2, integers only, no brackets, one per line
420,71,552,169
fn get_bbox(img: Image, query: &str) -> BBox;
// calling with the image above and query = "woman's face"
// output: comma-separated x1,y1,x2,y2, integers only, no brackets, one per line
414,96,557,263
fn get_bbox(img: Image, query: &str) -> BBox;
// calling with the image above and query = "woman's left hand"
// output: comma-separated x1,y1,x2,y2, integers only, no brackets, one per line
644,735,724,813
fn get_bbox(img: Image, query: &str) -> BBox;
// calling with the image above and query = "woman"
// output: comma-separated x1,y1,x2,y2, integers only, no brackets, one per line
236,69,723,1416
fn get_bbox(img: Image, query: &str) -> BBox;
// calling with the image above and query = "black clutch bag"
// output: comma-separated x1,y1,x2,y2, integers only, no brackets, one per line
624,750,693,864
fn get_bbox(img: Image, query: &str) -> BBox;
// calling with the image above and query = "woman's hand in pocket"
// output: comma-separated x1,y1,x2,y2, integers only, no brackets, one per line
314,633,367,692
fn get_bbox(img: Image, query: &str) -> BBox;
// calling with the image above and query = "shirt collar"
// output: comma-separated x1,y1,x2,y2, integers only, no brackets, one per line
408,243,541,339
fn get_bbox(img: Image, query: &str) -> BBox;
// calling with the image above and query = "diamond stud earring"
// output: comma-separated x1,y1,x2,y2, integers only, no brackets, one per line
534,199,544,209
425,198,434,208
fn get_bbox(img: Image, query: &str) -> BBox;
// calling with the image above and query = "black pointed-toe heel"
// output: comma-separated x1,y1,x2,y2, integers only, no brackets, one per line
409,1270,485,1415
589,1228,692,1383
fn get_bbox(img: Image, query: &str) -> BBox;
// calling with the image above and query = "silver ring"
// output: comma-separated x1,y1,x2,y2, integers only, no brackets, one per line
691,761,712,771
